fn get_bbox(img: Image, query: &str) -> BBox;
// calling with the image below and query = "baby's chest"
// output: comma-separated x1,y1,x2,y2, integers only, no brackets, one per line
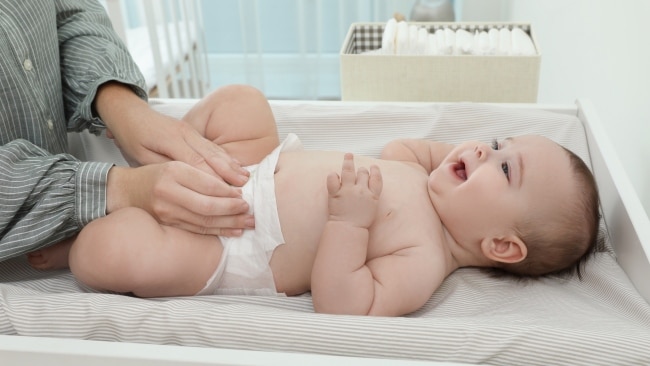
367,201,442,259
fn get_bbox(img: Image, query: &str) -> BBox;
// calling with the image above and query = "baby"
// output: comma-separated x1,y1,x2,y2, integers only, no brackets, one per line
29,85,600,316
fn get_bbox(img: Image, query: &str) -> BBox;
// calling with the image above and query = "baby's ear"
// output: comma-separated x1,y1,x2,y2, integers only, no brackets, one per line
480,235,527,264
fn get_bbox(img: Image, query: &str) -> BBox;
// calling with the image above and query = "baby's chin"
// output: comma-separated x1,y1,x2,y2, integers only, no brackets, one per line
426,173,441,199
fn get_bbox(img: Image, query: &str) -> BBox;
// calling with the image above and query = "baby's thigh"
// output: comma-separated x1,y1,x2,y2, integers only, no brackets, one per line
70,207,223,297
149,224,225,296
188,84,278,143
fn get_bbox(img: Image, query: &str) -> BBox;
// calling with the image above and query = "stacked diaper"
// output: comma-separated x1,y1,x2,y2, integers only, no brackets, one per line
371,18,536,56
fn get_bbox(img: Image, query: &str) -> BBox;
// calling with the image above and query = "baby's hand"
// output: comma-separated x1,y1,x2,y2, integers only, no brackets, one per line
326,153,383,228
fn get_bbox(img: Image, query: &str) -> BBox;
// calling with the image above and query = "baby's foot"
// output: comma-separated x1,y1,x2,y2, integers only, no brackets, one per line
27,237,74,270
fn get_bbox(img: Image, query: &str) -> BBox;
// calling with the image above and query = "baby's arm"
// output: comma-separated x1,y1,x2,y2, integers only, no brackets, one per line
311,153,382,315
381,139,454,173
311,154,442,316
182,85,280,166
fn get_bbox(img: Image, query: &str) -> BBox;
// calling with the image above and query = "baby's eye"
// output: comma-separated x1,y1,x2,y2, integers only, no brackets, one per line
501,162,510,180
492,139,509,179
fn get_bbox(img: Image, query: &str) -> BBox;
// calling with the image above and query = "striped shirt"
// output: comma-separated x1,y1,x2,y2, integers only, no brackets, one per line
0,0,146,261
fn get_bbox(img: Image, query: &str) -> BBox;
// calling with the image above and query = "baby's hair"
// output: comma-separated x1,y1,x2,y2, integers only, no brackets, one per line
492,146,600,279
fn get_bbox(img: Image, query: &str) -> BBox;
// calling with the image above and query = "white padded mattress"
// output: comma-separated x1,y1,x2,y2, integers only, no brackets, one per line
1,101,649,365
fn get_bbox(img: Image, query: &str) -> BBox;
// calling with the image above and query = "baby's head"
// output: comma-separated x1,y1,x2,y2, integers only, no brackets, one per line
428,135,599,278
500,144,599,277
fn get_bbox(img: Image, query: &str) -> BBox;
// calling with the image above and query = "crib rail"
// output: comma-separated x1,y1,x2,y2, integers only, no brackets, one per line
103,0,209,98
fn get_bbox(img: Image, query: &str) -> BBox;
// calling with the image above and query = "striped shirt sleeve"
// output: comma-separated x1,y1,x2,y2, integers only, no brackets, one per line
56,0,148,134
0,140,112,261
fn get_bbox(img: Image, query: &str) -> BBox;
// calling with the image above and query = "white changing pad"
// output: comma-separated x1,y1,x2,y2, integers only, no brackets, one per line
2,101,650,365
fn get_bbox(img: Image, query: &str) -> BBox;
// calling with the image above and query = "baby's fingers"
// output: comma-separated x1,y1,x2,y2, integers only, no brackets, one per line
340,153,356,185
368,165,383,197
326,172,341,195
356,166,370,186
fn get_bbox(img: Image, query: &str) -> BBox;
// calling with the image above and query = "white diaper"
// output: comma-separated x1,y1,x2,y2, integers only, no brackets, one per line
196,134,302,296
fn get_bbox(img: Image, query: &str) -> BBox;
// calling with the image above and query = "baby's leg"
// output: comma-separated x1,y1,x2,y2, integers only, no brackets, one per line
182,84,280,166
27,236,75,270
69,207,224,297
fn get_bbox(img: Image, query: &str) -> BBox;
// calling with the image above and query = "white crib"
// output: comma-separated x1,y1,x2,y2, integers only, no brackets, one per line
103,0,209,98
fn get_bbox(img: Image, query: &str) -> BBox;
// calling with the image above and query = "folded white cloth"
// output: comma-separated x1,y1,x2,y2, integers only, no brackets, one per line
511,27,536,55
475,30,490,55
499,27,512,55
395,21,409,55
488,28,500,55
369,20,537,57
430,33,439,54
455,28,473,54
417,27,429,55
434,28,448,54
381,18,397,55
407,24,419,54
443,28,455,54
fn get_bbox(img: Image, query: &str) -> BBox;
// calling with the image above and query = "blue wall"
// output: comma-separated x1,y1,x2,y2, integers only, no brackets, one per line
200,0,404,53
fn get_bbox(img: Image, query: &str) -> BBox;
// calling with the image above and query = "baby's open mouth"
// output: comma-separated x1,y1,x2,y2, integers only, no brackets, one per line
454,161,467,180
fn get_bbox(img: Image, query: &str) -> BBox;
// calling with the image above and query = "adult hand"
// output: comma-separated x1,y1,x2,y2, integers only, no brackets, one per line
95,82,255,235
107,162,254,236
96,82,250,187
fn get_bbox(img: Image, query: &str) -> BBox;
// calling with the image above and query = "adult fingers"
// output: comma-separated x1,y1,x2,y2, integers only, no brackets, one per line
174,162,244,202
179,123,250,186
165,209,255,236
141,162,248,224
171,183,249,218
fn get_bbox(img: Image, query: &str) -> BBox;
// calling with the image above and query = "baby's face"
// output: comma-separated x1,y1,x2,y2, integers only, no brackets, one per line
428,135,575,245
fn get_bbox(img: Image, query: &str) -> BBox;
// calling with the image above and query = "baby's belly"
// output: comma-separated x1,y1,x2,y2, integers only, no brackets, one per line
268,151,345,294
266,150,428,295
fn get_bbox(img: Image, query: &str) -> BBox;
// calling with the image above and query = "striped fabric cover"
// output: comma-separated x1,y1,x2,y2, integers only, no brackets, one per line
2,101,649,365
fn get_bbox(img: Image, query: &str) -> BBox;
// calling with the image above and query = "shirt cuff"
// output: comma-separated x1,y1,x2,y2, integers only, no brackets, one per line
75,161,113,226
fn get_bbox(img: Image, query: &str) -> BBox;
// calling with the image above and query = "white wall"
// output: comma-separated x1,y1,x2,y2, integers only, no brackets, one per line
460,0,650,216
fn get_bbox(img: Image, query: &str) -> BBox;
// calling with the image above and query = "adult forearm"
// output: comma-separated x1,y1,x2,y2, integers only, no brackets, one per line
95,82,152,135
93,81,187,167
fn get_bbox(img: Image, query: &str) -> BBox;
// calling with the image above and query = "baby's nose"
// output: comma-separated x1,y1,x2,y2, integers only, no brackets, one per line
474,144,488,160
